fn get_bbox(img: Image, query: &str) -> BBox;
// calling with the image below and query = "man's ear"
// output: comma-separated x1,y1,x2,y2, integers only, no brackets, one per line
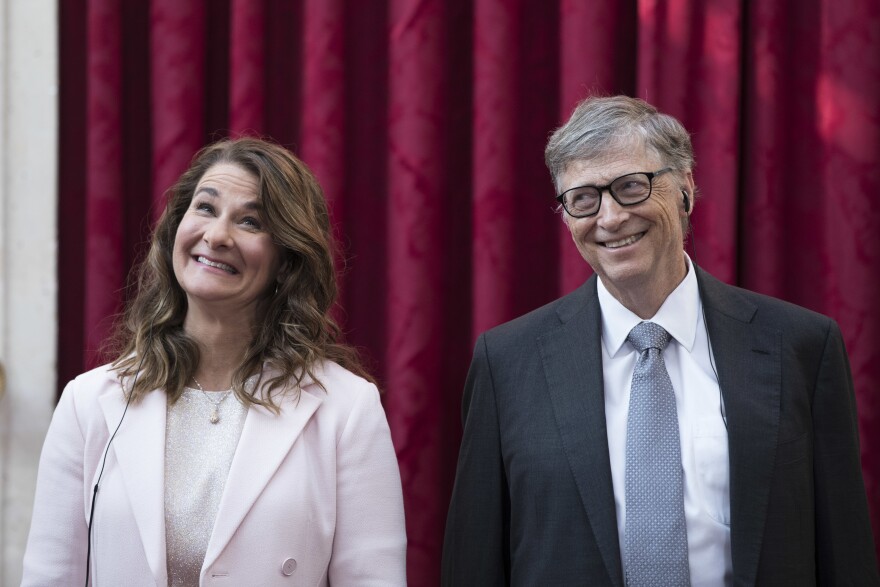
680,171,695,217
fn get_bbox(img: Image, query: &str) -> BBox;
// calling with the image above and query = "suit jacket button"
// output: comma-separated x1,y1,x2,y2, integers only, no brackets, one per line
281,558,297,576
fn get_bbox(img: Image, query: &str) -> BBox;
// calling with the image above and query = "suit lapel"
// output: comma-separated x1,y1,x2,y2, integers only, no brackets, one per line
202,379,323,570
98,384,168,586
697,268,782,586
537,277,624,587
535,269,782,586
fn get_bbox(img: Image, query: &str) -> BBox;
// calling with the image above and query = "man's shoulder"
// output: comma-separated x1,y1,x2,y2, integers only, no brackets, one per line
481,278,596,346
698,268,835,333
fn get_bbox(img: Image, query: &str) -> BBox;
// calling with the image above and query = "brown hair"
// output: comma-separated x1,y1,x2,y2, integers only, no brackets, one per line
108,137,370,410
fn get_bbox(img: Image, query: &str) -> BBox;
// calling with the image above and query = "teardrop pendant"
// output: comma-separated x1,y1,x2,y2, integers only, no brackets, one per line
191,378,231,425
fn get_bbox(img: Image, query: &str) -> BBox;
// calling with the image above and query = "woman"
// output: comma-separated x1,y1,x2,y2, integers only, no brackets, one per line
22,138,407,586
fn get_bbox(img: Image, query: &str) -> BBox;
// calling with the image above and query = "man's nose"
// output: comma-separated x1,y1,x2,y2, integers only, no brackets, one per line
595,190,629,229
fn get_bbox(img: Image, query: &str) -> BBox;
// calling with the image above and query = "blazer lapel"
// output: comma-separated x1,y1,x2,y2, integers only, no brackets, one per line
537,277,624,587
697,268,782,586
202,378,323,570
98,384,168,586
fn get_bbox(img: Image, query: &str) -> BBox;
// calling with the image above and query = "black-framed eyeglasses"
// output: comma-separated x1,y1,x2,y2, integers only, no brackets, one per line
556,167,673,218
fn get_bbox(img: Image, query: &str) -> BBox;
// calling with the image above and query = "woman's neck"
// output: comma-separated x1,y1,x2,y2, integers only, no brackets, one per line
183,308,255,390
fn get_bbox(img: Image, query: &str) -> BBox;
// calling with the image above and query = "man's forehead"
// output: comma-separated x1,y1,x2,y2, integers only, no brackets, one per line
560,145,661,188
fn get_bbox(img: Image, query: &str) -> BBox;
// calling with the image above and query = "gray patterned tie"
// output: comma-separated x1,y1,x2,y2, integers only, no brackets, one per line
624,321,690,586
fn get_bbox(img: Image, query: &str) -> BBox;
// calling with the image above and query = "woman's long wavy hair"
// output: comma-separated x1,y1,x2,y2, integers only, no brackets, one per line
108,137,371,410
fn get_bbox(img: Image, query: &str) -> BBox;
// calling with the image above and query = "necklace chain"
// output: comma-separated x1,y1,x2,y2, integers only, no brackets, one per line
191,377,232,424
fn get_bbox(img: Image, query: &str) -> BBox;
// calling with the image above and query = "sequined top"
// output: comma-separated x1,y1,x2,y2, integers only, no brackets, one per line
164,388,247,587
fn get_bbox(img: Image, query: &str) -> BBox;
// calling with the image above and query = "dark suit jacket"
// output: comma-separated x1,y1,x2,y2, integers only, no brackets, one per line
442,268,879,586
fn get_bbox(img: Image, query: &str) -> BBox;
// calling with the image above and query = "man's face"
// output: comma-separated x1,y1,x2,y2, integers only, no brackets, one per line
558,143,692,303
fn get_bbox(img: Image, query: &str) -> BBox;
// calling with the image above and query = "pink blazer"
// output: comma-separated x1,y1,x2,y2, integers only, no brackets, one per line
22,362,407,586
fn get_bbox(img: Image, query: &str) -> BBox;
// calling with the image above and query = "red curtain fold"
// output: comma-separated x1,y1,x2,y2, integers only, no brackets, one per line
150,0,206,215
84,0,125,360
386,0,449,572
472,0,520,336
230,0,267,133
300,0,346,268
59,1,880,584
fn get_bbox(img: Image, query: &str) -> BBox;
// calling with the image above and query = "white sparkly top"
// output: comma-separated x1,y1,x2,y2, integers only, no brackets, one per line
164,388,248,587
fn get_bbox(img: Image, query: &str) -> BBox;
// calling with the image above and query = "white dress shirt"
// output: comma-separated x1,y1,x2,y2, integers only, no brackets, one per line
598,254,732,586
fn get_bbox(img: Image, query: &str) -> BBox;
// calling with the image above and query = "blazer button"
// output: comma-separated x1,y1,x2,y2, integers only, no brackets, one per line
281,558,297,576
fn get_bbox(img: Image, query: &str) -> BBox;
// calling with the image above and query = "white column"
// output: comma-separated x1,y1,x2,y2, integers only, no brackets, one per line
0,0,58,584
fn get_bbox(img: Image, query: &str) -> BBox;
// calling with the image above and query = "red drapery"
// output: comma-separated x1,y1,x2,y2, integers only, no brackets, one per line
59,1,880,584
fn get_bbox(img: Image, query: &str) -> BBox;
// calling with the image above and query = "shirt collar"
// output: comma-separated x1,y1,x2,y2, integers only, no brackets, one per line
597,253,700,357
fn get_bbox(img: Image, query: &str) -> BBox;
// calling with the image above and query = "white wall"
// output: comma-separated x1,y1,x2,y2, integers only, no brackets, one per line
0,0,58,584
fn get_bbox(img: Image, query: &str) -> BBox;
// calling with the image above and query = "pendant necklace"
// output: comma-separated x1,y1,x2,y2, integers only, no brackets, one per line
192,378,232,424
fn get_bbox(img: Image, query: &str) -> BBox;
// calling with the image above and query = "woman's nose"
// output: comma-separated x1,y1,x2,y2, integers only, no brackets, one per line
203,219,233,248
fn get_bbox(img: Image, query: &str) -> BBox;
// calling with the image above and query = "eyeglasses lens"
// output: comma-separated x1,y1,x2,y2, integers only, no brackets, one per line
611,173,652,203
563,172,652,217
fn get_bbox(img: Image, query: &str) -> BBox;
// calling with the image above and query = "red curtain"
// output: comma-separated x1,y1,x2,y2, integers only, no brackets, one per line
59,1,880,583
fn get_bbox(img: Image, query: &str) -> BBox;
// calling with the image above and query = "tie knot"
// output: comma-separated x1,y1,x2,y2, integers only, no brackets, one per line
627,321,671,353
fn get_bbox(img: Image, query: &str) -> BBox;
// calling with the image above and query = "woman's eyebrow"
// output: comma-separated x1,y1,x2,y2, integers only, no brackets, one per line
194,186,219,197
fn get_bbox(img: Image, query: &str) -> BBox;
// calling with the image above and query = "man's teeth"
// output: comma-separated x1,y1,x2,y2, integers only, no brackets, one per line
604,233,644,249
197,256,237,273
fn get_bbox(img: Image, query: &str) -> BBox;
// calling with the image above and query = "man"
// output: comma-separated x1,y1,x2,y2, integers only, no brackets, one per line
442,96,879,586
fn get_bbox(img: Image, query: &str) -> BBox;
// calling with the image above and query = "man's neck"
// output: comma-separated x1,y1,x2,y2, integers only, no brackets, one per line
600,255,690,319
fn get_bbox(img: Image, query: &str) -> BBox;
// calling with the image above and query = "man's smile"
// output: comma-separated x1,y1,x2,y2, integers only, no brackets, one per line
600,231,646,249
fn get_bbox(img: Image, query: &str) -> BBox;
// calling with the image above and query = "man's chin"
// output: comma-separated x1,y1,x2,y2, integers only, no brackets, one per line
595,264,651,291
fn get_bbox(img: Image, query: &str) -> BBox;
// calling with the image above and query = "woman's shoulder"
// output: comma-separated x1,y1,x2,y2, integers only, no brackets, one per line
311,360,375,391
61,363,126,407
55,363,126,427
64,363,123,393
298,361,381,410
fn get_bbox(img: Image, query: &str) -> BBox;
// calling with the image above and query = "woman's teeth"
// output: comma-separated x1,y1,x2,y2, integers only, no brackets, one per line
197,256,237,274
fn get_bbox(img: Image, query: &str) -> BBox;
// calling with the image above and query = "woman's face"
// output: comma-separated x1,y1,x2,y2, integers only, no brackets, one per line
172,162,284,321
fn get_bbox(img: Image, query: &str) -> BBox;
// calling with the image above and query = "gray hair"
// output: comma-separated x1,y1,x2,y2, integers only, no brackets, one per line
545,95,695,192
